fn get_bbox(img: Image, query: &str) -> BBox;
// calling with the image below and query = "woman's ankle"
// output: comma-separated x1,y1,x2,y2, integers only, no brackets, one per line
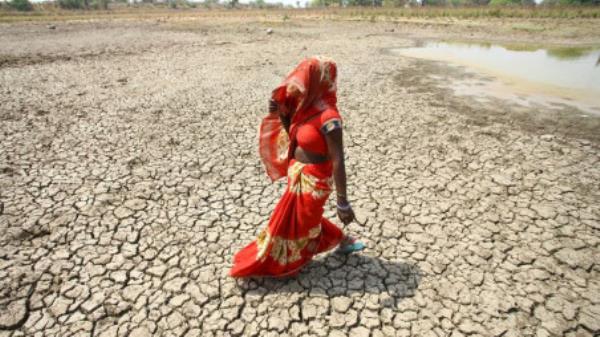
341,235,354,245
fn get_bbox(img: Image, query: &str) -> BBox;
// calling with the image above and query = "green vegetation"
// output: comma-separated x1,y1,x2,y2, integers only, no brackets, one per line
445,0,491,5
546,46,596,59
201,0,220,8
56,0,109,9
306,0,598,5
309,0,341,6
57,0,85,9
8,0,33,11
249,0,267,8
543,0,599,4
0,2,599,19
245,0,286,8
382,0,404,6
441,41,600,60
339,5,600,17
421,0,447,5
490,0,535,5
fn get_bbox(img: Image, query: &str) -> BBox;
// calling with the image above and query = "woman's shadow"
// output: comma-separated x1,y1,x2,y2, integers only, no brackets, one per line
240,252,421,306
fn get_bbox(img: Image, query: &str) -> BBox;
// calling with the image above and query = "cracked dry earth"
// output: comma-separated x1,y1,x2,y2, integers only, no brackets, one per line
1,18,600,337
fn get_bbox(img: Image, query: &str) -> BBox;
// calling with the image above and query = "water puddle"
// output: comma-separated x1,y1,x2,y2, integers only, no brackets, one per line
392,41,600,115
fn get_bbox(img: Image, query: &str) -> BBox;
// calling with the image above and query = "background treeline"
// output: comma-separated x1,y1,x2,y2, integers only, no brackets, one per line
1,0,598,12
1,0,199,10
2,0,111,10
309,0,599,6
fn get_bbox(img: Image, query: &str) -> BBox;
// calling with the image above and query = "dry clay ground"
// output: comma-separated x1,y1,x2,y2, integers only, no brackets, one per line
1,16,599,337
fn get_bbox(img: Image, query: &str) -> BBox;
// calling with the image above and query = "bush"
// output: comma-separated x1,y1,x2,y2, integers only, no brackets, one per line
58,0,86,9
489,0,523,4
93,0,109,9
422,0,448,5
8,0,34,11
543,0,600,3
56,0,110,9
383,0,407,7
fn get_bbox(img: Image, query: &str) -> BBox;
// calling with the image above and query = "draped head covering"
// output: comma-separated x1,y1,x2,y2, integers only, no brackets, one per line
259,57,338,181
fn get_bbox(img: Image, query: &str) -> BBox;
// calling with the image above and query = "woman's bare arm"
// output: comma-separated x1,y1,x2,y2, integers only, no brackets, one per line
325,128,355,225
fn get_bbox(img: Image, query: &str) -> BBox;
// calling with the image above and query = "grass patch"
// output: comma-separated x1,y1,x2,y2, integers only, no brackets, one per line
511,22,545,32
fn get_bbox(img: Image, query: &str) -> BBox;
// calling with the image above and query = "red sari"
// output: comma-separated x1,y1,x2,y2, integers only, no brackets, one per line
230,57,344,278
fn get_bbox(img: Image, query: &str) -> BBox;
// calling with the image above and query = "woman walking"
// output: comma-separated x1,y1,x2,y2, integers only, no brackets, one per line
230,57,364,278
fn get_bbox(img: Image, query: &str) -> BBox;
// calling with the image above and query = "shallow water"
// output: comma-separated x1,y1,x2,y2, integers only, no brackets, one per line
393,41,600,115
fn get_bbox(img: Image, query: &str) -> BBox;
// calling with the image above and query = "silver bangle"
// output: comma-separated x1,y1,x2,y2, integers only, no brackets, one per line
336,202,352,211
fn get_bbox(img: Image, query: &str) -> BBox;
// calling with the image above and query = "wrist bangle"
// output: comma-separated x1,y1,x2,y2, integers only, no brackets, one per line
336,202,351,211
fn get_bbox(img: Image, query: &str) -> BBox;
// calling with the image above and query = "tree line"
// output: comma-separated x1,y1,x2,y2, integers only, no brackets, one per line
2,0,598,12
309,0,599,6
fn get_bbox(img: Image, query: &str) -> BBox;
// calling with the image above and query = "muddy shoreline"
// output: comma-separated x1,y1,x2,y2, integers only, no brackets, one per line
388,53,600,143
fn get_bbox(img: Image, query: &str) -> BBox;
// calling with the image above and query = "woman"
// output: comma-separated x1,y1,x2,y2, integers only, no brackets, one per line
229,57,364,278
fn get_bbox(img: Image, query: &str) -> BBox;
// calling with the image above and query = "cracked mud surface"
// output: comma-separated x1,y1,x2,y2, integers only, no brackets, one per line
1,18,599,337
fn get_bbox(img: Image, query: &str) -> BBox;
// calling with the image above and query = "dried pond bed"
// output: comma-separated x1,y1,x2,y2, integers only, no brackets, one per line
1,17,599,337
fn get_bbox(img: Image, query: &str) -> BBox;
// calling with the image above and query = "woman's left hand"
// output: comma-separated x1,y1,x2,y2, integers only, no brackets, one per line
268,99,278,114
337,205,355,225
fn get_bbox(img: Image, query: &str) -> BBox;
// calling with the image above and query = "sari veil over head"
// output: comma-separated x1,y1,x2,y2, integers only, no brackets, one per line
259,57,338,181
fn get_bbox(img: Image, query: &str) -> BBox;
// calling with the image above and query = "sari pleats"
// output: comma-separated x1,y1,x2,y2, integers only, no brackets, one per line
230,160,343,278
